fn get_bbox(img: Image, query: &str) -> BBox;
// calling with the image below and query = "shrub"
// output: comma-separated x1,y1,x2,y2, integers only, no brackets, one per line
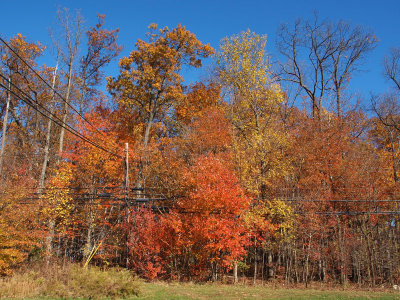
0,263,140,299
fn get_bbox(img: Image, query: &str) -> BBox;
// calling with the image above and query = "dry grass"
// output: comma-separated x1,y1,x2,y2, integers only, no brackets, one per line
2,264,400,299
0,262,140,299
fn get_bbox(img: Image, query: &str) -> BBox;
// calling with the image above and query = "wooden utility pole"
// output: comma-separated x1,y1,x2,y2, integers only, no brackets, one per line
124,142,130,269
124,143,129,197
0,76,11,179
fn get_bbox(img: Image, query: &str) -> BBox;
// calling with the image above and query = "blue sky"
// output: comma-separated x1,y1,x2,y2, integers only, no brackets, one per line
1,0,400,105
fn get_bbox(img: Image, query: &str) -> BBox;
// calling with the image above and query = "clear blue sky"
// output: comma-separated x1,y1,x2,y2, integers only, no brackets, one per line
1,0,400,105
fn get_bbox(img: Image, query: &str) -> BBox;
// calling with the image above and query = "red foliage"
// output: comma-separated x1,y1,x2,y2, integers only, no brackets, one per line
176,154,250,276
128,208,167,279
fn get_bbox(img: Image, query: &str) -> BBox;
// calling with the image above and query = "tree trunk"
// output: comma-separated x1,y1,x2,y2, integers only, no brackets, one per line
46,219,55,265
0,77,11,178
58,58,74,160
268,251,274,279
305,233,312,288
211,261,218,282
39,59,59,191
389,130,399,182
336,89,342,120
253,238,257,285
136,110,154,197
337,219,347,285
79,72,87,116
233,261,238,284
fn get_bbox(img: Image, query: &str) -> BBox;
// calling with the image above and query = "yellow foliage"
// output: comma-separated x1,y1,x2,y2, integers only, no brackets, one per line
217,30,291,198
244,199,294,240
41,163,74,231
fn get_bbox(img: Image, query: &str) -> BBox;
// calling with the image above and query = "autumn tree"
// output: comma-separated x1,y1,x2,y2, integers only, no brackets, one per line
175,82,221,126
65,106,124,258
40,163,74,262
128,207,167,279
107,24,214,192
177,154,250,281
371,93,400,182
108,24,213,148
216,30,288,200
38,59,60,191
142,82,224,197
0,181,42,275
51,7,84,157
78,14,122,115
0,34,44,181
369,46,400,182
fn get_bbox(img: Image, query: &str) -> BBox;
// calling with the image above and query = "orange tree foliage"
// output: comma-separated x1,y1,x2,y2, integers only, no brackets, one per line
140,100,230,199
79,14,122,112
66,106,123,187
0,35,46,275
179,106,232,160
107,24,214,149
289,109,391,204
1,33,44,76
0,182,42,275
283,108,396,282
126,155,251,280
62,107,127,260
175,82,221,126
174,154,250,279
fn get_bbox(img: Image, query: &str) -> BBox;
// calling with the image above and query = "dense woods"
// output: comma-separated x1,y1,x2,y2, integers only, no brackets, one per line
1,10,400,288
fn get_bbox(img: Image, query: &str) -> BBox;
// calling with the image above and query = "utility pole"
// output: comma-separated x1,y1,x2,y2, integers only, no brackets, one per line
0,76,11,179
124,142,130,269
125,143,129,198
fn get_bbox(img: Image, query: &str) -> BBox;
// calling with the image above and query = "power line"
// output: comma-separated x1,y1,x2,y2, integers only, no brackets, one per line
0,37,96,129
272,199,400,203
13,192,400,216
0,75,121,157
0,36,106,139
0,77,122,158
310,211,400,216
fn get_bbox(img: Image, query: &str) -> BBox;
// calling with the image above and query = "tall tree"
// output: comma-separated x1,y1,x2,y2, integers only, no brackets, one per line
178,154,250,281
78,14,122,115
276,14,377,120
38,57,59,191
216,30,288,200
0,34,44,180
52,7,83,158
108,23,213,188
384,47,400,91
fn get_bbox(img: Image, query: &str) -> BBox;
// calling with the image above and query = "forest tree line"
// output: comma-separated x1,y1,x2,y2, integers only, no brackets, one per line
1,9,400,287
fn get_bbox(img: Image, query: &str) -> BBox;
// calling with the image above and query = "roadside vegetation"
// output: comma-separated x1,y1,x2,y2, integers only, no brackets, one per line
2,6,400,294
0,263,139,299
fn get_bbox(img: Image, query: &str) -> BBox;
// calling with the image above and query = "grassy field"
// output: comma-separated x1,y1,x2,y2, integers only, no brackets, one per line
2,264,400,299
135,282,400,300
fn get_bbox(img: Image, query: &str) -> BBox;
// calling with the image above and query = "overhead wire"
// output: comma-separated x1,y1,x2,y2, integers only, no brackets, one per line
0,36,123,161
0,79,121,158
0,76,122,158
0,36,107,139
